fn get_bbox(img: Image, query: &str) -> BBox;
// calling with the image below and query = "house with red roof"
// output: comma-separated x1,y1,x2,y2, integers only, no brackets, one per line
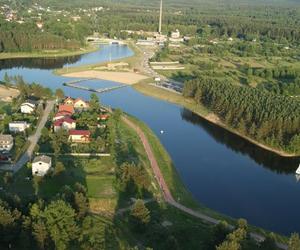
58,104,75,115
53,111,73,121
69,130,91,143
53,117,76,132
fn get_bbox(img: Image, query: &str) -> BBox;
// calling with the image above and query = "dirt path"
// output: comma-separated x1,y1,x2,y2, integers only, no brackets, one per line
122,115,288,250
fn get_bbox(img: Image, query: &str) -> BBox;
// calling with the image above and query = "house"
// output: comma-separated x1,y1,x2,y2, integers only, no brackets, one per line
32,155,52,176
98,114,109,121
36,22,43,29
21,100,36,114
171,29,180,39
9,122,30,133
53,117,76,132
0,135,13,151
53,112,73,121
58,104,74,114
64,97,74,106
74,98,89,110
69,130,91,143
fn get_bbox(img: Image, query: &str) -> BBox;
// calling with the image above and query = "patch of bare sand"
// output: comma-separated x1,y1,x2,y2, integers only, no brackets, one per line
0,86,19,102
63,70,149,85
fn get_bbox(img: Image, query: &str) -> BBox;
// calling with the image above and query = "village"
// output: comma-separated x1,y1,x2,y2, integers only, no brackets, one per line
0,92,111,178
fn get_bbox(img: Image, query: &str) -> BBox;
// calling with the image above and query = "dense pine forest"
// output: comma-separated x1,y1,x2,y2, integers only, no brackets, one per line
183,77,300,153
0,0,300,52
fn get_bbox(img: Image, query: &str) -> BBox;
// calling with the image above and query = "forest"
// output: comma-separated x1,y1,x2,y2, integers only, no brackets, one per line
183,77,300,154
1,0,300,52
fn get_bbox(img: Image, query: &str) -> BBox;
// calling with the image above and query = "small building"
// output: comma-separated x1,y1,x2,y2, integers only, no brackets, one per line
0,135,13,151
36,22,43,29
9,121,30,133
69,130,91,143
32,155,52,176
98,114,109,121
21,101,36,114
64,97,74,106
171,29,180,39
74,98,89,110
58,104,74,115
53,117,76,132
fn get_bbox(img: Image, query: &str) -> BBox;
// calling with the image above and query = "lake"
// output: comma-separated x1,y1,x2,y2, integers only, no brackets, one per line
0,44,299,235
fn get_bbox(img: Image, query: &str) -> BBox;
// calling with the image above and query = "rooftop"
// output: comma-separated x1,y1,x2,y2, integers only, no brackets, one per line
69,130,90,136
33,155,51,164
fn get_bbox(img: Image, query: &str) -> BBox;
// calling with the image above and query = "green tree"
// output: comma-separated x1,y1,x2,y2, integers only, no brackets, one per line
90,93,100,112
54,162,66,176
288,233,300,250
79,216,105,250
130,200,150,229
44,200,79,250
73,192,89,219
55,88,65,100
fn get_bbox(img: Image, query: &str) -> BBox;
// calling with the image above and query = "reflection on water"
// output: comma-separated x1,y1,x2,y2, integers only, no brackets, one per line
0,56,82,70
181,108,300,174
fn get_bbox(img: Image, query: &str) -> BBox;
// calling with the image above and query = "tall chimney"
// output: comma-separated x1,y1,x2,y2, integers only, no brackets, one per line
159,0,163,34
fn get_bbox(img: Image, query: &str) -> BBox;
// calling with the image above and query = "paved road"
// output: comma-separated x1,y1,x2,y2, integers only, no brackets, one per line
122,115,288,250
0,100,55,173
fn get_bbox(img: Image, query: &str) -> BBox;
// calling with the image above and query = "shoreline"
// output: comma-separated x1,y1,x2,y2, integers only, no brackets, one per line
133,82,300,158
0,44,98,60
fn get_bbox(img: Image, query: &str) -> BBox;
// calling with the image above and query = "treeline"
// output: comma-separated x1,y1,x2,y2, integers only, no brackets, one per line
3,74,53,100
244,66,300,95
0,21,80,52
183,77,300,153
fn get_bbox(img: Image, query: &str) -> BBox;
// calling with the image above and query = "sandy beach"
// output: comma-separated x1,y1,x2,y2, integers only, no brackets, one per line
63,70,150,85
0,86,20,102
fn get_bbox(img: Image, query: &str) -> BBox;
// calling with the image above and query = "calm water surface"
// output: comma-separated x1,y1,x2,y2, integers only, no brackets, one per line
0,45,299,235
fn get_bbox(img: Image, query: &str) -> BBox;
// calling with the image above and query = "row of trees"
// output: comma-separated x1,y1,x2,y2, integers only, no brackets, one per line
0,182,111,250
183,77,300,153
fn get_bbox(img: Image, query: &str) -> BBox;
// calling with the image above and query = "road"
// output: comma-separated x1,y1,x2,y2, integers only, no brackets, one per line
0,100,55,173
122,115,288,250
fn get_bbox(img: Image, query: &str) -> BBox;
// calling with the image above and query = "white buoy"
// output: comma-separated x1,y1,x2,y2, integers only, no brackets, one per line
296,164,300,175
160,130,164,134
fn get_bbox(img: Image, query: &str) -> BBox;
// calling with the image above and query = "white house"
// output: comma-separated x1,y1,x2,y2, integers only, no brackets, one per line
32,155,52,176
21,101,36,114
53,117,76,132
74,98,89,110
9,121,30,133
0,135,13,151
171,29,180,39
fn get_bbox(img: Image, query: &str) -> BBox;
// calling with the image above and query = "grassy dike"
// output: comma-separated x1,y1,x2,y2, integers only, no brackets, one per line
0,44,98,60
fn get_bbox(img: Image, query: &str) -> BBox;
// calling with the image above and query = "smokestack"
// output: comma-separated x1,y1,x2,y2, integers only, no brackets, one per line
159,0,163,34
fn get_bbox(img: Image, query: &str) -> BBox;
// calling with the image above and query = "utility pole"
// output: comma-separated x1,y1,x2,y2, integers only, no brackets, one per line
159,0,163,34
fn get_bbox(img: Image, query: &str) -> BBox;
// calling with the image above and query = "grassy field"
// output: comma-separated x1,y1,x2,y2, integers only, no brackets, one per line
0,44,98,60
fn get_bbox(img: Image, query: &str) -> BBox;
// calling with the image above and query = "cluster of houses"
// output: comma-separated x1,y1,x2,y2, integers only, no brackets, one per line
30,96,110,177
0,100,39,155
53,97,92,143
